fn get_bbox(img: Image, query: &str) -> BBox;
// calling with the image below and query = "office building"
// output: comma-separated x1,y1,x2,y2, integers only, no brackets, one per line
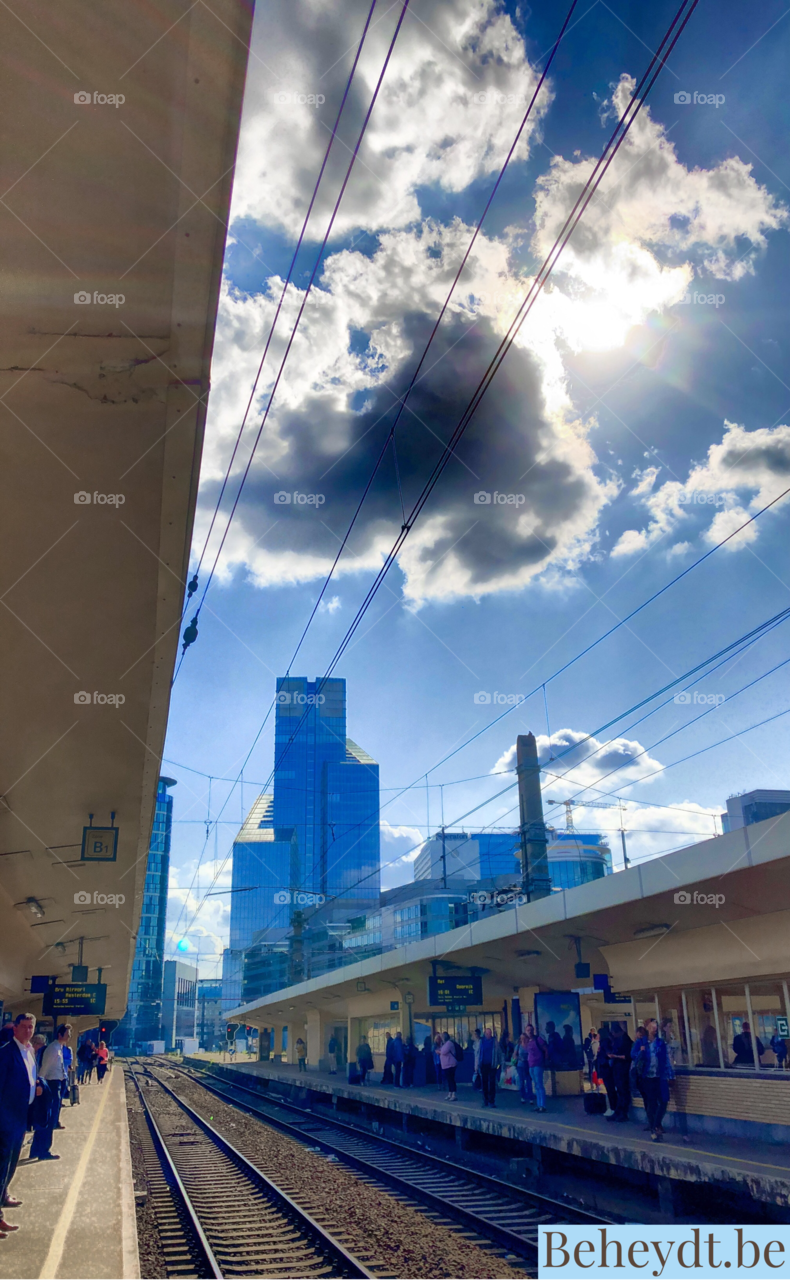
721,789,790,834
162,959,198,1051
115,776,175,1048
196,979,224,1051
413,827,610,889
223,676,380,1010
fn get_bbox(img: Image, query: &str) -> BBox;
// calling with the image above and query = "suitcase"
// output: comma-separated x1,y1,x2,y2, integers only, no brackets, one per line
70,1083,81,1106
583,1091,606,1115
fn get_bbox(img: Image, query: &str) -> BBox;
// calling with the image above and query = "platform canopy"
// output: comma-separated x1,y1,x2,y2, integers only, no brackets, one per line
0,0,253,1023
229,813,790,1025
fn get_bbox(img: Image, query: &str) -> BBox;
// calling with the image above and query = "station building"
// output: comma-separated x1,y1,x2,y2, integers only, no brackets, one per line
229,810,790,1146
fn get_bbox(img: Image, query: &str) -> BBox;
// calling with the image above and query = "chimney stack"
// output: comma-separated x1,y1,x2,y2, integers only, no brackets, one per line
517,732,552,900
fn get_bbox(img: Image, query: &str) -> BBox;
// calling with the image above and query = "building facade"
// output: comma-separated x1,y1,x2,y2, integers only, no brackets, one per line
162,960,198,1051
115,776,175,1048
413,827,611,889
223,676,380,1011
721,789,790,833
196,979,224,1051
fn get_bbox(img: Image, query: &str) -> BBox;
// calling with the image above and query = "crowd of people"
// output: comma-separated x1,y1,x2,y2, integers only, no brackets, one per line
0,1014,112,1236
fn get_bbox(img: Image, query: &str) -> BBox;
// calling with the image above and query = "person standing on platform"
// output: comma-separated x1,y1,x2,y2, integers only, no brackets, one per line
391,1031,405,1087
0,1013,39,1231
596,1026,618,1117
327,1034,339,1075
403,1036,417,1087
439,1032,461,1102
355,1036,373,1085
606,1022,633,1122
96,1040,109,1084
770,1029,788,1070
472,1028,482,1091
479,1027,501,1108
732,1021,764,1067
525,1025,548,1113
432,1034,443,1091
382,1033,395,1085
632,1018,674,1141
583,1029,598,1082
31,1024,72,1158
516,1033,534,1105
295,1038,307,1072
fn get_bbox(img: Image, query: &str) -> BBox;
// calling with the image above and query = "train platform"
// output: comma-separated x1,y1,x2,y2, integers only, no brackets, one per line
0,1064,138,1280
186,1053,790,1213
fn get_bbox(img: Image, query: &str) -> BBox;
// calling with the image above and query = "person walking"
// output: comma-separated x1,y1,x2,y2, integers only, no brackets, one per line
0,1013,39,1232
96,1040,109,1084
327,1035,339,1075
391,1031,405,1087
355,1036,373,1085
607,1023,633,1122
632,1018,674,1141
516,1033,534,1105
439,1032,462,1102
525,1025,548,1113
479,1027,501,1108
295,1038,307,1072
732,1021,764,1067
770,1029,788,1070
36,1024,72,1151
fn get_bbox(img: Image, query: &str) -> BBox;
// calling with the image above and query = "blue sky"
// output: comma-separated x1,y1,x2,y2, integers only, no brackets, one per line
162,0,790,976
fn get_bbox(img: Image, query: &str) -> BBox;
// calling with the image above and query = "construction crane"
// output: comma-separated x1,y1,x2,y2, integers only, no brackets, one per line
546,796,630,868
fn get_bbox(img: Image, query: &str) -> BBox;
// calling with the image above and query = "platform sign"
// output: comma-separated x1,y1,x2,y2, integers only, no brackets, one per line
428,975,483,1006
42,983,106,1016
81,826,118,862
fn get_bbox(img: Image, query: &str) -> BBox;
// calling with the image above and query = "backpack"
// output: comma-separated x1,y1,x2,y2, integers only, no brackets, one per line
451,1040,464,1064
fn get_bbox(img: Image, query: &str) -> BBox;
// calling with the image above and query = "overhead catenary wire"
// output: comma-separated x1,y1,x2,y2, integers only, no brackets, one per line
175,0,411,681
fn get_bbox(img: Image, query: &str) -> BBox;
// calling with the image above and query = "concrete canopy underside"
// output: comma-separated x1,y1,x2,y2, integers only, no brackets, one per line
0,1,253,1022
229,813,790,1024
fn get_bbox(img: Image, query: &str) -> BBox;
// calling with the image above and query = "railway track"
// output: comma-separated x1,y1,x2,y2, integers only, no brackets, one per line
158,1060,610,1264
128,1067,374,1278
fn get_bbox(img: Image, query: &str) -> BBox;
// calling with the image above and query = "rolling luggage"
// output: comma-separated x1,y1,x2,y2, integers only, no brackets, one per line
70,1083,81,1106
583,1091,606,1115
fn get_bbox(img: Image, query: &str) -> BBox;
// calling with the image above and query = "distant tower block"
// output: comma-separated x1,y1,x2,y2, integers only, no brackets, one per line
517,732,552,900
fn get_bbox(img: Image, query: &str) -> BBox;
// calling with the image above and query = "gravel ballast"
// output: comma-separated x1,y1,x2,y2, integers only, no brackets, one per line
153,1067,527,1279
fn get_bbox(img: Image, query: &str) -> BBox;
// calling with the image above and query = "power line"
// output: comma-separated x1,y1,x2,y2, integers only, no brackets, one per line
175,0,412,678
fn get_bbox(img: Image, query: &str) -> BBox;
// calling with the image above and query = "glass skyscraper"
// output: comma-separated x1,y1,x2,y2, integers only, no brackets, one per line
223,677,380,1009
116,776,175,1046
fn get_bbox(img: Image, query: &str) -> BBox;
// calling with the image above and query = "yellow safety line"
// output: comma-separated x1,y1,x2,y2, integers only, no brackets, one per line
39,1075,113,1279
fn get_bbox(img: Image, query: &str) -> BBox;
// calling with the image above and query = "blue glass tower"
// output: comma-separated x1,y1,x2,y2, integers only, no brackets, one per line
223,678,380,1009
117,776,175,1045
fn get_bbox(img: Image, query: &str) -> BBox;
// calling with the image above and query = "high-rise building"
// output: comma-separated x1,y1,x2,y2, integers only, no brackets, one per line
116,776,175,1047
196,979,224,1050
223,676,380,1009
721,789,790,833
162,960,198,1050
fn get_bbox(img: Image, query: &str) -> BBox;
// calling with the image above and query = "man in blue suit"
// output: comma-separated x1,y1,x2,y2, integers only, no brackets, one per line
0,1012,38,1234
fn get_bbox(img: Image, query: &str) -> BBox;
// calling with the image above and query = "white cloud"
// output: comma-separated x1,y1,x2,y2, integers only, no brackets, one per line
381,820,424,889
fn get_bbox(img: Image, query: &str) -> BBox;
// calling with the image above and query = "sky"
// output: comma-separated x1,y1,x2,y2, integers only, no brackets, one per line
161,0,790,978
